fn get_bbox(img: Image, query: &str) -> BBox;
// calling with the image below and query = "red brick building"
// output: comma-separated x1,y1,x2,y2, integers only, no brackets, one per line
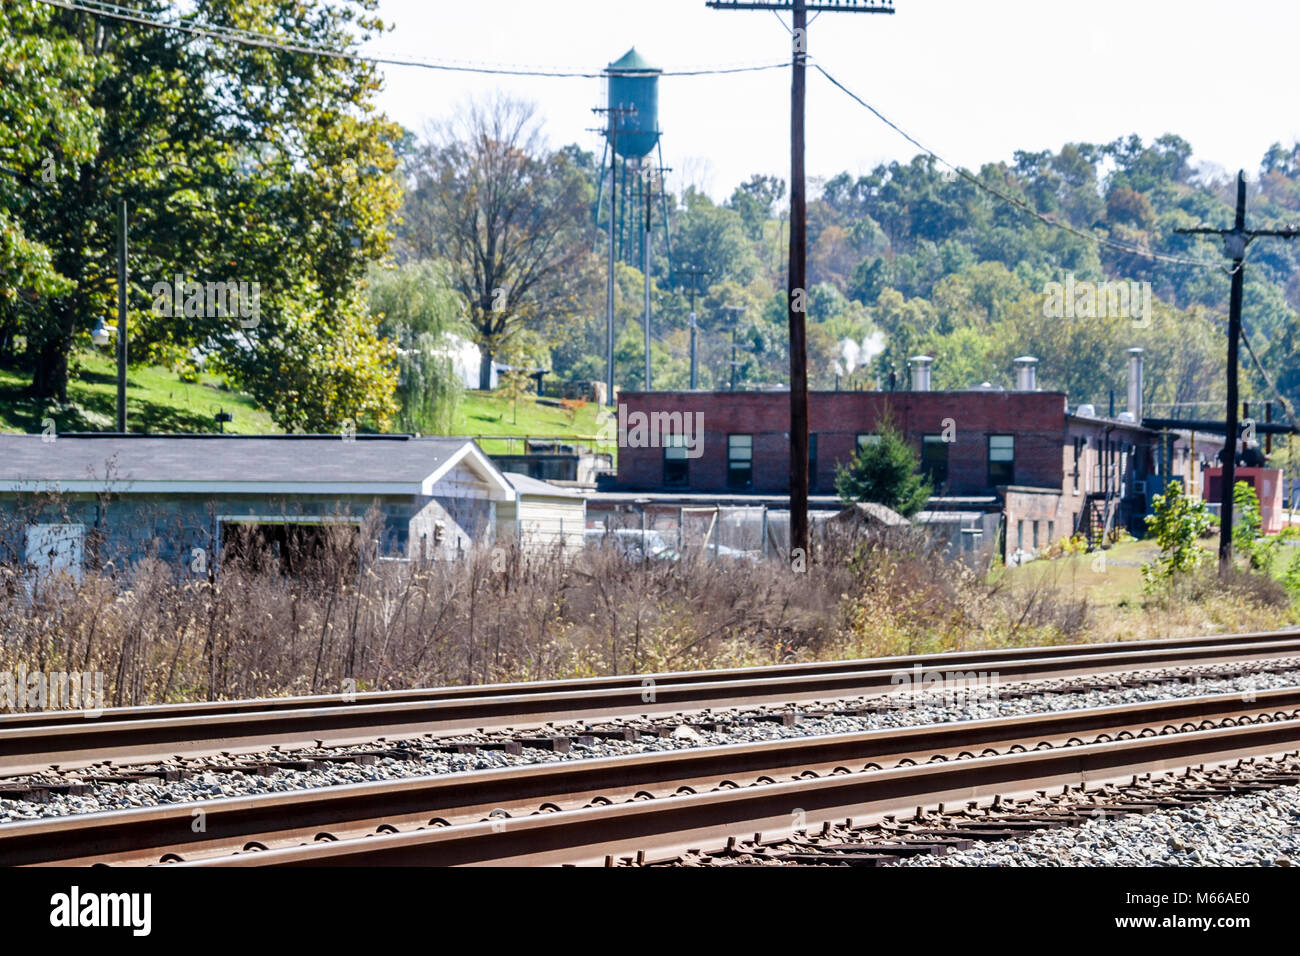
614,389,1072,497
612,361,1213,562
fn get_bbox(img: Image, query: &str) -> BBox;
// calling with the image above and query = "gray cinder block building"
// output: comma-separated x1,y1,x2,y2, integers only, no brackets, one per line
0,434,517,577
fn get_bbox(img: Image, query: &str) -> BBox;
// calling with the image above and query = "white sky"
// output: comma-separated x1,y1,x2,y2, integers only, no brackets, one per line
366,0,1300,201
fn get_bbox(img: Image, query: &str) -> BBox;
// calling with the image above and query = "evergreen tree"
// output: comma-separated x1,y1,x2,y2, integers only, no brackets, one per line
833,418,931,517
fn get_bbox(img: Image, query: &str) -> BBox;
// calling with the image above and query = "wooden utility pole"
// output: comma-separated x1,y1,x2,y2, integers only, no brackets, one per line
1175,171,1299,570
706,0,895,559
644,167,653,389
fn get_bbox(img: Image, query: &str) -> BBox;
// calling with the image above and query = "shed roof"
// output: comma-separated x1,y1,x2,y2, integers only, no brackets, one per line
503,471,584,499
831,501,910,527
0,434,514,499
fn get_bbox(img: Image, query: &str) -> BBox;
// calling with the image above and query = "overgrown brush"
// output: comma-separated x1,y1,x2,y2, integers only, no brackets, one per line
0,507,1292,706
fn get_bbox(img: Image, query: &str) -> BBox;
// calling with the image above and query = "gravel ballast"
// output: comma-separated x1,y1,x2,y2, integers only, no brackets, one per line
1,661,1297,824
897,782,1300,867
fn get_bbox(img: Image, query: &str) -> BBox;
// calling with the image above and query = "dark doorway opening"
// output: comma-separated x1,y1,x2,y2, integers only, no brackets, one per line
219,521,360,577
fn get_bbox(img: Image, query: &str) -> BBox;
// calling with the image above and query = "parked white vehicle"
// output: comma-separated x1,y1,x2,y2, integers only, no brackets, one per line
584,528,680,562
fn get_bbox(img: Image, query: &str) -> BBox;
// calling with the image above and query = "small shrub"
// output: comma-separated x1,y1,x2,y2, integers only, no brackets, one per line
1142,480,1213,593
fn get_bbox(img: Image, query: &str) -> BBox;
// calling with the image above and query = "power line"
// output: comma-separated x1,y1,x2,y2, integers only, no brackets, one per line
1241,325,1299,429
811,62,1231,273
35,0,787,78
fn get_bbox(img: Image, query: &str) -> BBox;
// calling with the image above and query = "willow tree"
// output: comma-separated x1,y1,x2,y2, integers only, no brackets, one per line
368,261,465,434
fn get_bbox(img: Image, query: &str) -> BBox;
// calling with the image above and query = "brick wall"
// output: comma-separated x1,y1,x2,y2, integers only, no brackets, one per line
614,390,1070,495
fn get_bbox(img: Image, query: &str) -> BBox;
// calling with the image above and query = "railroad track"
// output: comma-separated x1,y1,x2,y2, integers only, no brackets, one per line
5,686,1300,866
671,759,1300,867
3,628,1294,732
4,629,1300,777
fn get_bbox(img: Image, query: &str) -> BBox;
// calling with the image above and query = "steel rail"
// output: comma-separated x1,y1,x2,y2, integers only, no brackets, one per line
5,686,1299,866
3,636,1300,777
186,718,1300,867
2,627,1295,731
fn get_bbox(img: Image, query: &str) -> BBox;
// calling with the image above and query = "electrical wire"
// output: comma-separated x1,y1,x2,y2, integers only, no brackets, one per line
811,62,1233,274
1240,325,1299,430
34,0,788,78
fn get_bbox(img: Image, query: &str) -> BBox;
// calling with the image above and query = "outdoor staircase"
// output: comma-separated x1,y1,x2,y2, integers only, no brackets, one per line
1079,491,1117,548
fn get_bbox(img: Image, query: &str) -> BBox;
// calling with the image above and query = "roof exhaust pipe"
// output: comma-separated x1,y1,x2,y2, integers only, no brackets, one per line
909,355,933,392
1013,355,1038,391
1127,348,1144,423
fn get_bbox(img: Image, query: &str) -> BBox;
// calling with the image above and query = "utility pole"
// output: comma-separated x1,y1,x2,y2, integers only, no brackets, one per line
731,329,738,392
674,265,710,389
116,198,128,433
707,0,895,559
1175,170,1299,570
592,105,638,406
641,162,669,390
644,164,653,390
722,304,746,392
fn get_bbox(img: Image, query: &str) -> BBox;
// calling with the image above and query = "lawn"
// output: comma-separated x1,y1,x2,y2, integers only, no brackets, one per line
0,351,277,434
997,538,1162,607
1,353,603,450
450,389,605,455
1000,532,1300,611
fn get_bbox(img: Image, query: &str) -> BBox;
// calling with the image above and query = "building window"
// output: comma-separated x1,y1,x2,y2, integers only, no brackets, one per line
856,433,880,450
921,434,948,487
727,434,753,488
988,434,1014,486
1016,519,1024,550
808,433,818,492
1032,520,1040,549
664,436,689,488
1047,520,1054,544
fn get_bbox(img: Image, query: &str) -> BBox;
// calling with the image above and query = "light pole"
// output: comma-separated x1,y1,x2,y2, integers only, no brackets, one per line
115,198,128,432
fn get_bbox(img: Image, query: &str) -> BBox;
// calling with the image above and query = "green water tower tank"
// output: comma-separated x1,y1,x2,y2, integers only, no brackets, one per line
606,47,661,160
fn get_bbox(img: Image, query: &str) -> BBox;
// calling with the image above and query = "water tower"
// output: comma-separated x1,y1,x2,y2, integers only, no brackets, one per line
595,47,673,395
595,48,670,266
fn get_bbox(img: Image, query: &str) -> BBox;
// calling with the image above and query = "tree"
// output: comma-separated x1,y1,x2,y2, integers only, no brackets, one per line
402,95,591,389
834,418,931,517
2,0,402,431
369,261,466,434
672,188,760,287
1231,480,1283,573
0,1,100,364
1141,479,1213,592
728,174,784,240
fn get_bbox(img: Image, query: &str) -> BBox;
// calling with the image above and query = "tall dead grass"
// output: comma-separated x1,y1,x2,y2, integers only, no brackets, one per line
0,510,1293,705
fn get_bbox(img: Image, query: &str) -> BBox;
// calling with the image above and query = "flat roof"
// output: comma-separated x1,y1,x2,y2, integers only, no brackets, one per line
503,472,583,498
590,491,846,509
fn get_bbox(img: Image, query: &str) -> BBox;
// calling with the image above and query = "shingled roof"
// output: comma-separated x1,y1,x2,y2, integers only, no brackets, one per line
0,434,514,498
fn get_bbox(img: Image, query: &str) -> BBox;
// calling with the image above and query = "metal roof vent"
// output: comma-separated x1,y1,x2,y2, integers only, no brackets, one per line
909,355,933,392
1013,355,1038,391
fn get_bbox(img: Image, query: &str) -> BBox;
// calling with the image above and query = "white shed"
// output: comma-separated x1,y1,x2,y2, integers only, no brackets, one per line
498,472,586,556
